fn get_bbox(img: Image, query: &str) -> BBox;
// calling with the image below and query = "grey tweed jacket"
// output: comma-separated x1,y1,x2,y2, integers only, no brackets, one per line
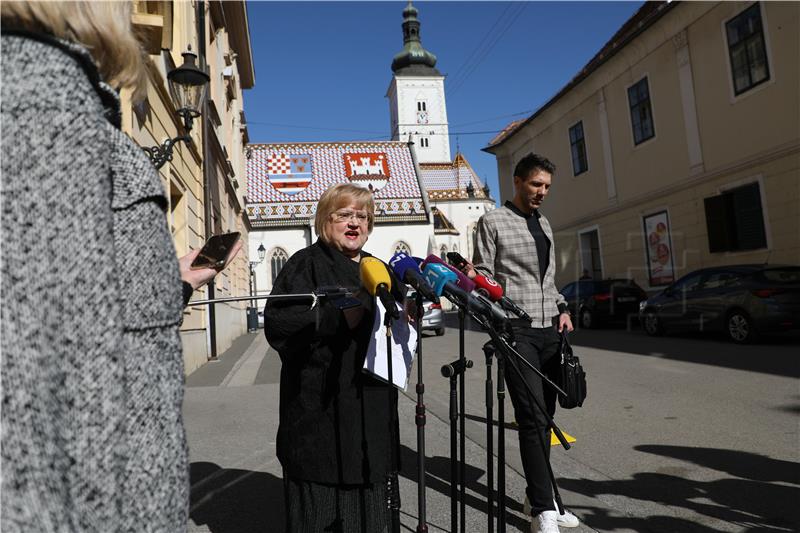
473,205,567,328
1,33,188,531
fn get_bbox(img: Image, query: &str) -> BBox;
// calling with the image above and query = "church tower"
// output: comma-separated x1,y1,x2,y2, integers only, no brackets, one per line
387,1,451,163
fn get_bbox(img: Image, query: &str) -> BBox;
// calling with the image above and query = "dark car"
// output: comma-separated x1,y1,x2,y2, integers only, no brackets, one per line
639,265,800,343
560,279,648,329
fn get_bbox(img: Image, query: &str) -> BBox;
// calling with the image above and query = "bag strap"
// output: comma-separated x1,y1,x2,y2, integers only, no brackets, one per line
559,330,572,363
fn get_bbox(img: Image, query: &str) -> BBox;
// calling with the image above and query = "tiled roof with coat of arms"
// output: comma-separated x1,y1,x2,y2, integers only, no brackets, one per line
418,153,491,201
246,141,429,228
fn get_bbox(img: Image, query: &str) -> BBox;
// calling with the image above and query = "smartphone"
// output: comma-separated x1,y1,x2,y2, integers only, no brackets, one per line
190,232,241,270
446,251,469,271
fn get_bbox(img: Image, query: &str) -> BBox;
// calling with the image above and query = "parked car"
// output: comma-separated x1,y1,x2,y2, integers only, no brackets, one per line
409,291,445,336
560,279,648,329
639,265,800,343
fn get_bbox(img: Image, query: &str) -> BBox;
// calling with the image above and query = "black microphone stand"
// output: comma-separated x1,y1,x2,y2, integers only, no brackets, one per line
458,308,467,533
482,342,495,533
413,292,428,533
460,309,571,533
440,356,472,533
383,307,401,533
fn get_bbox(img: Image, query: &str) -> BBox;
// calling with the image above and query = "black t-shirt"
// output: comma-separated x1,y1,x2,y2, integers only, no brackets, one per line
505,201,550,282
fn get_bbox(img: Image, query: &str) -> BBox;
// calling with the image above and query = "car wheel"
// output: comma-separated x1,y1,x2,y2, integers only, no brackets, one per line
643,311,663,336
580,308,593,329
435,328,445,336
727,311,757,344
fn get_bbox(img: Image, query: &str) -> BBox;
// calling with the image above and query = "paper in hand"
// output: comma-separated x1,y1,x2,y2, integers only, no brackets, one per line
363,299,417,390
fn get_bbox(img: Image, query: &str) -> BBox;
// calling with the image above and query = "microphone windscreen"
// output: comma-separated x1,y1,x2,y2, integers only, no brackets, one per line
474,275,503,301
422,263,459,296
389,252,420,281
359,257,392,296
421,254,476,293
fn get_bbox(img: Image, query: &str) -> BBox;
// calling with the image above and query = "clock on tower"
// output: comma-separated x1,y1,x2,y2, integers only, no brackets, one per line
416,110,428,124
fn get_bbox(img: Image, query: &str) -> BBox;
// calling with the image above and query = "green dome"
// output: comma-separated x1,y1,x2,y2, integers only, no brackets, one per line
391,1,440,76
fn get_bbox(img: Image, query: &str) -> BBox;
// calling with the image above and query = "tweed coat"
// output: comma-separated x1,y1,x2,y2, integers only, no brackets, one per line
473,204,567,328
1,32,188,531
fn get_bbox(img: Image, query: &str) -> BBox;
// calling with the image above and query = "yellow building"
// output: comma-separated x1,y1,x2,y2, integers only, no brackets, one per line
122,1,255,373
485,1,799,290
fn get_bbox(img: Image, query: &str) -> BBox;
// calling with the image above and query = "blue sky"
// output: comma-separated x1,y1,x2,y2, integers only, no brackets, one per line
243,1,642,202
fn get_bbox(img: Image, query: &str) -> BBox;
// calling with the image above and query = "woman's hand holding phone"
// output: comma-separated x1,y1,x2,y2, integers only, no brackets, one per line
179,238,243,290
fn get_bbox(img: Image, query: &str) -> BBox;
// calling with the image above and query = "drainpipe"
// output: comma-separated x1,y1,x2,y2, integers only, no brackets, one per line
198,1,218,360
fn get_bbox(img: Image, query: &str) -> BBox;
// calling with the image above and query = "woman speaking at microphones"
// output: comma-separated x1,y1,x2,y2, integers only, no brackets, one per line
264,183,405,533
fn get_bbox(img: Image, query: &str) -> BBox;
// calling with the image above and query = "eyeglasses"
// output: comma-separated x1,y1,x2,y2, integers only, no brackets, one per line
332,210,370,224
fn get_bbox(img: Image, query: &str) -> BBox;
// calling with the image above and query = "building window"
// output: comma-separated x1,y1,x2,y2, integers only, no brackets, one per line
440,245,448,262
703,182,767,253
420,137,429,148
726,3,770,96
417,101,427,111
569,121,588,175
270,248,288,285
394,241,411,255
627,77,655,145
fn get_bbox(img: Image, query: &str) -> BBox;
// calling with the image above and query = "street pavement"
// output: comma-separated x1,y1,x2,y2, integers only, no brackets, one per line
184,316,799,533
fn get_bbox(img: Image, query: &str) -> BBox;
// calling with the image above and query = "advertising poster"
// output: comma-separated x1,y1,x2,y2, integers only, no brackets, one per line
643,210,675,286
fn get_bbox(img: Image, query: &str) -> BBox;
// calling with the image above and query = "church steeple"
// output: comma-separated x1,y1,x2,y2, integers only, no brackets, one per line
391,1,440,76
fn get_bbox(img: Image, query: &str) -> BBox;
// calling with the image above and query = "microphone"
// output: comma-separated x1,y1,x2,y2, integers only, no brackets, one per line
389,252,440,304
421,255,508,324
360,257,400,319
422,263,507,324
473,275,533,322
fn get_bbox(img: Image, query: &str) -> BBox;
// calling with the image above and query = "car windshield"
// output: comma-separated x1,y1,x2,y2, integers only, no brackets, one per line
759,267,800,284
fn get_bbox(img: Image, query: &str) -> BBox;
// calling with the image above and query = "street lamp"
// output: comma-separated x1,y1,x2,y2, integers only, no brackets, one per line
248,243,266,330
143,47,210,169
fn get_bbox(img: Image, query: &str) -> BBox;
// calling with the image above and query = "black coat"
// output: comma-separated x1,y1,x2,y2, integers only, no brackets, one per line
264,240,405,485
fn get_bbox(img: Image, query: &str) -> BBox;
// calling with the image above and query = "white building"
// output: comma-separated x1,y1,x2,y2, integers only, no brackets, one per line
246,1,495,295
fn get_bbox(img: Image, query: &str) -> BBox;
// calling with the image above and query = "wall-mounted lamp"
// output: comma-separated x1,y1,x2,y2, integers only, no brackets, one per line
143,47,210,169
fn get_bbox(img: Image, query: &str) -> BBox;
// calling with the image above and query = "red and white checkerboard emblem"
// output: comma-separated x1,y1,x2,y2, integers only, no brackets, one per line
267,153,313,195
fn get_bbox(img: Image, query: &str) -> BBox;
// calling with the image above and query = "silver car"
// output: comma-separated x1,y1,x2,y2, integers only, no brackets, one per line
410,292,445,336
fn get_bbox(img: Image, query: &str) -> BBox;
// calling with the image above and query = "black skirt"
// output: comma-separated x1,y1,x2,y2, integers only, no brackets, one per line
284,476,390,533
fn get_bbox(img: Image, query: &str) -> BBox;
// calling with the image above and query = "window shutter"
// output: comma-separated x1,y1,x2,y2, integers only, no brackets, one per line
704,194,734,253
732,183,767,250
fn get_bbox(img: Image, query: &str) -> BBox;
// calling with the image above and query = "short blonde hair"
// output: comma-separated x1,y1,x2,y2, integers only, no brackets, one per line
1,1,148,101
315,183,376,243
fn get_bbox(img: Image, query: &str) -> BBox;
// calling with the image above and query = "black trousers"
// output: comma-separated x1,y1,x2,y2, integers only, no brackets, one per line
504,324,561,516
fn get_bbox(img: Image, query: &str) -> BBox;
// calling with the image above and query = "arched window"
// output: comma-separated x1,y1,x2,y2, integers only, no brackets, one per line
270,248,288,285
440,245,448,262
393,241,411,255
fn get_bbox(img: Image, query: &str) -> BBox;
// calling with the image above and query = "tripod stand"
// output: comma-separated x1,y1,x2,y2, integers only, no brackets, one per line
412,292,428,533
383,309,401,533
468,313,571,533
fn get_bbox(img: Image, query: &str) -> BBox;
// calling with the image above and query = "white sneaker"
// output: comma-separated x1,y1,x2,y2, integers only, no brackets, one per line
524,496,580,528
531,510,560,533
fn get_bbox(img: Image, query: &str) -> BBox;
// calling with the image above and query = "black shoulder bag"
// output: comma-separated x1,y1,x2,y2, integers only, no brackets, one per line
557,332,587,409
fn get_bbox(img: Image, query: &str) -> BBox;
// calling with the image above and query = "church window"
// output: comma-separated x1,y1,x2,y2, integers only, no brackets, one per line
393,241,411,255
420,138,429,148
270,248,289,285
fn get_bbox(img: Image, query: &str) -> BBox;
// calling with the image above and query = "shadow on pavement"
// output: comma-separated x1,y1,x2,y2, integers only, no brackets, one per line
635,445,800,485
567,327,800,378
398,444,531,531
190,462,284,533
560,445,799,533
